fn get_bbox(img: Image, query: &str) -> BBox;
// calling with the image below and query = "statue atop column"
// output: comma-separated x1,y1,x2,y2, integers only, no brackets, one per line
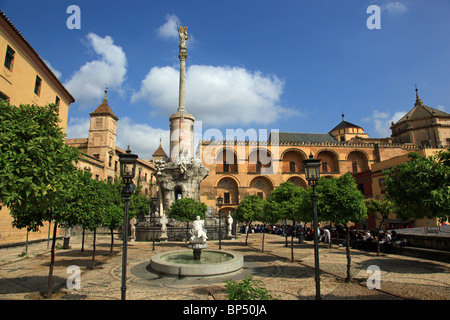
178,26,189,50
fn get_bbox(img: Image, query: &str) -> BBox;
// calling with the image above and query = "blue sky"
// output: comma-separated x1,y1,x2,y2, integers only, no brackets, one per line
2,0,449,159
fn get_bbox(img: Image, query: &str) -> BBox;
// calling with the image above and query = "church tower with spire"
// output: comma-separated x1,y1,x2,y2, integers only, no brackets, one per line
390,86,450,147
87,89,119,178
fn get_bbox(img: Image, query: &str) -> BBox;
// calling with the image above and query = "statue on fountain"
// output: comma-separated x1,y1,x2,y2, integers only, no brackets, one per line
188,216,209,260
190,216,208,243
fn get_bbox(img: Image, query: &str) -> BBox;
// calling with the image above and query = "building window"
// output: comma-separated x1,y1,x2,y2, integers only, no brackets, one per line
322,161,328,173
290,162,296,173
93,153,100,159
352,161,358,173
34,75,42,96
224,193,230,204
446,138,450,146
223,163,230,173
4,45,15,71
257,192,263,199
95,175,100,181
55,96,60,106
115,161,118,172
109,155,112,167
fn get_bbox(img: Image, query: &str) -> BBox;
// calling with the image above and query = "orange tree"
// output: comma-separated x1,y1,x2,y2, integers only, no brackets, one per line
0,101,80,298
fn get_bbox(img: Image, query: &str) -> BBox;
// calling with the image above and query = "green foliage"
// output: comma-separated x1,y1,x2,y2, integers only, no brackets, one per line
224,275,277,300
364,198,397,219
266,181,307,223
130,185,152,219
311,174,367,225
0,101,80,229
234,195,265,224
169,198,207,221
384,150,450,221
102,178,125,231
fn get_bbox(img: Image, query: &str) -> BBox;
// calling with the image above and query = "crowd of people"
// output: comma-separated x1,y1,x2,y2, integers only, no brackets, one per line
239,223,401,253
339,229,398,253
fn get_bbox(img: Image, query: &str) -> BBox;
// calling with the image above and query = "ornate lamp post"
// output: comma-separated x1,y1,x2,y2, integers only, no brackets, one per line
303,152,321,300
119,146,138,300
217,196,223,249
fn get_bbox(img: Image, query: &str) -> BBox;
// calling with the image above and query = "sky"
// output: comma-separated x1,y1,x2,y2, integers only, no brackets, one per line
1,0,449,159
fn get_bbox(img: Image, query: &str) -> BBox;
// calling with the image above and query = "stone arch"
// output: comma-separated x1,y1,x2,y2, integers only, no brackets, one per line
286,175,308,189
247,148,273,174
346,150,369,173
281,149,307,173
316,149,339,173
215,147,238,173
248,176,274,200
216,176,240,205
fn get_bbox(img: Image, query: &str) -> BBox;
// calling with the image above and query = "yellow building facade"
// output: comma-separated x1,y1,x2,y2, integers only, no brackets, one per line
0,11,75,245
197,118,416,215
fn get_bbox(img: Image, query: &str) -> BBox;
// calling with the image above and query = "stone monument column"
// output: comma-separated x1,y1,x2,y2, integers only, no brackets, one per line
169,26,195,162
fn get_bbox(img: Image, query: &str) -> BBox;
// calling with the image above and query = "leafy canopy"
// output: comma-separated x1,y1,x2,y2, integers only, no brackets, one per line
0,101,80,229
384,150,450,221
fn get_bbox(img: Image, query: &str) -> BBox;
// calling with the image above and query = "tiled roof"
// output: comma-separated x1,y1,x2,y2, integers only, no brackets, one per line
90,91,118,121
273,132,338,143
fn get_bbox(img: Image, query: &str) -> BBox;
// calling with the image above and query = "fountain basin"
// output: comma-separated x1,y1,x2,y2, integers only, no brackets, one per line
150,249,244,277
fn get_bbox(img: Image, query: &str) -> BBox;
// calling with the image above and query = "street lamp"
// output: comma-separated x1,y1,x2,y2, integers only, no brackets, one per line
303,152,321,300
119,146,138,301
217,196,223,249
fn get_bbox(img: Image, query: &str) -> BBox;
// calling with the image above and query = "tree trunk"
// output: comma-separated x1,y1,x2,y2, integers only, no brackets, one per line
284,219,288,247
110,227,114,255
262,224,266,252
245,222,251,246
345,226,351,282
376,217,386,256
47,222,58,298
90,228,96,270
329,223,332,249
81,228,85,252
291,220,295,262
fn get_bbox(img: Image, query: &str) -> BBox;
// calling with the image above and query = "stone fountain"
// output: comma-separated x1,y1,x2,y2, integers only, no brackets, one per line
187,216,209,260
150,216,243,277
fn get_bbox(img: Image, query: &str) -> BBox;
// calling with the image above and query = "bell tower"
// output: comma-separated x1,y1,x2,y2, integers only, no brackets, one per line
87,89,118,177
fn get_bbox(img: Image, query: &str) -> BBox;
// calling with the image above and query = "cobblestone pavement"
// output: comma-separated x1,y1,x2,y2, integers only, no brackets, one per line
0,233,449,301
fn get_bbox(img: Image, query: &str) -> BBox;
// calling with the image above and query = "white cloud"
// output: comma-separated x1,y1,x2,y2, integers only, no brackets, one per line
64,33,127,107
43,59,62,79
157,14,180,39
66,117,90,139
364,110,407,137
117,117,170,160
66,116,170,161
383,1,408,14
131,64,299,127
436,105,447,112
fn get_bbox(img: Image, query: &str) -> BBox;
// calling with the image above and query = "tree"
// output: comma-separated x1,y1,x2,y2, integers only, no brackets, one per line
0,101,80,298
266,182,307,260
169,198,207,242
234,195,265,246
311,174,367,282
102,178,124,255
364,198,397,255
384,150,450,223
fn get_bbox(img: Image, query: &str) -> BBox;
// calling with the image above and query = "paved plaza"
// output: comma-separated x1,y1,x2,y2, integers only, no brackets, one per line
0,233,449,301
